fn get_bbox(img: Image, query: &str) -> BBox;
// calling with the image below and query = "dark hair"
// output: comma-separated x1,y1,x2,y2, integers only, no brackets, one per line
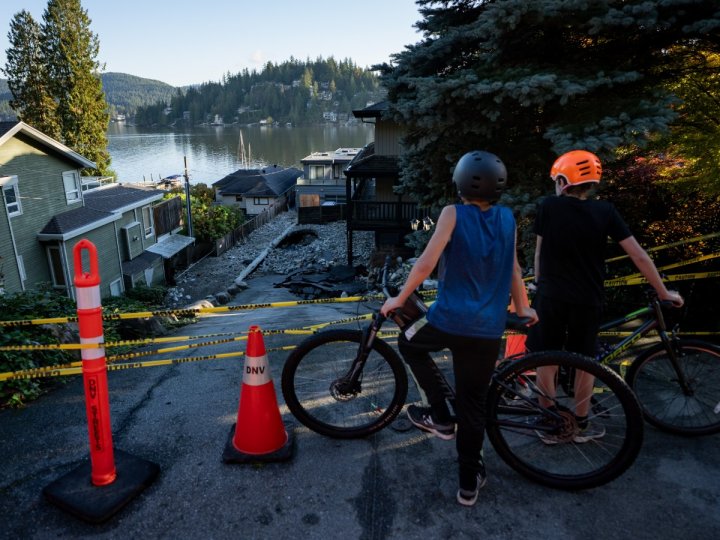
565,183,595,197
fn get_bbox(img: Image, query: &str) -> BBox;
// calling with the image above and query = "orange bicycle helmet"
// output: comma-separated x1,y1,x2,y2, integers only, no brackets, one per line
550,150,602,191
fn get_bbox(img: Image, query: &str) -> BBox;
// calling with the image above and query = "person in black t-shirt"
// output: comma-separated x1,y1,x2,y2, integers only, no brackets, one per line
526,150,683,444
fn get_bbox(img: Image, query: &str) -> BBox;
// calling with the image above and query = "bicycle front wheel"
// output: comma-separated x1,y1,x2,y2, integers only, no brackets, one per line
281,329,408,438
625,339,720,436
486,351,644,490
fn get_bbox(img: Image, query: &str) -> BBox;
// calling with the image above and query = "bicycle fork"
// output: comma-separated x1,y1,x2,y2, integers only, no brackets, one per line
336,315,386,395
653,302,695,396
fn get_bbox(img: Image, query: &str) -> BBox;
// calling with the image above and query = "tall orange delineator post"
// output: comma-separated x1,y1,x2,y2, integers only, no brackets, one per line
223,325,294,463
43,239,159,524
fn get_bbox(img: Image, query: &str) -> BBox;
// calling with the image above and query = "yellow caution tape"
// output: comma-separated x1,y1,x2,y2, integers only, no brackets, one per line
0,345,298,381
0,295,382,327
605,231,720,263
620,252,720,280
604,270,720,287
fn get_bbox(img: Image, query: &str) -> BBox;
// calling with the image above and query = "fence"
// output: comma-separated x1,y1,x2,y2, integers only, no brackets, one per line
297,204,346,224
214,195,290,256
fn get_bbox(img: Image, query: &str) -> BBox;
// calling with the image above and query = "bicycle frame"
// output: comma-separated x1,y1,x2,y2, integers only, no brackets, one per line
598,299,694,394
597,305,660,366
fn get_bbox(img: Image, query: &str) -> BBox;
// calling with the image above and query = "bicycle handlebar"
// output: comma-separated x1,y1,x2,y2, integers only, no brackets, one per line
506,312,533,332
643,286,683,309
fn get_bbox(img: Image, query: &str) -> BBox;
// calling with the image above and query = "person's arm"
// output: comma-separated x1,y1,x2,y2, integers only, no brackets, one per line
380,205,456,316
533,235,542,285
510,234,538,324
618,236,684,306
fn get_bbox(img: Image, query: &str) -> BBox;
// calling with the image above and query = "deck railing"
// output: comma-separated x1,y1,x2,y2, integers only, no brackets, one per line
350,201,429,227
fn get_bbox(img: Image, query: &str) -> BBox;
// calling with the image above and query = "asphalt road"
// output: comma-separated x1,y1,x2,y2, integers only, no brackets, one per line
1,272,719,540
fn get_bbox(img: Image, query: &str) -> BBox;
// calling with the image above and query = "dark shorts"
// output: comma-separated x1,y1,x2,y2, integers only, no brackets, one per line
526,294,602,357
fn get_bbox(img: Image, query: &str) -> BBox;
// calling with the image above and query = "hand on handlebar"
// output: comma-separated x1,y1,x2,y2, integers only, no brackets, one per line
380,296,404,318
515,305,539,326
659,290,684,308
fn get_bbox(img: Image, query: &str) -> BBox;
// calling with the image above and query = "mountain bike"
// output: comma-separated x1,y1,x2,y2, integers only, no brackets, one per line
592,297,720,436
281,262,644,490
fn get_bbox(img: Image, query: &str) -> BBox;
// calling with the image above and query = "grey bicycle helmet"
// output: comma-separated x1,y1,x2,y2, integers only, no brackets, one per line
452,150,507,201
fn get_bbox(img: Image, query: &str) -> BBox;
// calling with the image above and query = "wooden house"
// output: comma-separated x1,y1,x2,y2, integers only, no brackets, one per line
344,102,430,263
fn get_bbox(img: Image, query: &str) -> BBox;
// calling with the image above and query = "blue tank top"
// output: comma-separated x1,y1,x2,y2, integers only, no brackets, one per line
427,204,516,339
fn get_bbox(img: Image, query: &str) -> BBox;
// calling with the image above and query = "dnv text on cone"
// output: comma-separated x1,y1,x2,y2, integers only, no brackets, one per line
223,325,294,463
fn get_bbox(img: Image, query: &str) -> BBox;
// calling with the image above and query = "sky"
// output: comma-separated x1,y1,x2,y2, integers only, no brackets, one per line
0,0,424,87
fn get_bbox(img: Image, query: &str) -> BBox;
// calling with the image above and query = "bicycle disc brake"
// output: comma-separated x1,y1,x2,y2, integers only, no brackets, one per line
330,377,361,402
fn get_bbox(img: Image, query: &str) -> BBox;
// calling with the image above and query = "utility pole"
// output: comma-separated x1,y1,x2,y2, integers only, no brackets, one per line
183,156,194,238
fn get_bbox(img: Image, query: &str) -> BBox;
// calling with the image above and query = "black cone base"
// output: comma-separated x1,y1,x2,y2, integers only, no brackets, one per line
222,423,295,464
43,449,160,524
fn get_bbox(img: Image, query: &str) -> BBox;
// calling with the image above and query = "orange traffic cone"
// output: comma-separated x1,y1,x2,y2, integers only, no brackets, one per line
505,284,530,358
223,325,294,463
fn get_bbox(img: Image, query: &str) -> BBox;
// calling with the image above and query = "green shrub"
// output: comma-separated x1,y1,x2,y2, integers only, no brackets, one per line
0,284,187,408
0,285,76,408
125,284,168,306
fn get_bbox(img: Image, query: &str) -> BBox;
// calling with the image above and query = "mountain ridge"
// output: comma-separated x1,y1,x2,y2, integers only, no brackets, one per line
0,71,179,120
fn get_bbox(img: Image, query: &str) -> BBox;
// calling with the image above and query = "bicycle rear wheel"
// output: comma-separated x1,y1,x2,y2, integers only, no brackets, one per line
486,351,644,490
625,339,720,436
281,329,408,438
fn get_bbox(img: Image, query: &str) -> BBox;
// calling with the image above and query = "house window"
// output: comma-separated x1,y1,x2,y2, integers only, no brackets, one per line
141,206,154,237
324,194,346,204
309,165,325,180
332,164,343,179
109,278,123,297
3,178,22,216
235,195,243,202
62,171,81,203
253,197,269,205
47,245,67,288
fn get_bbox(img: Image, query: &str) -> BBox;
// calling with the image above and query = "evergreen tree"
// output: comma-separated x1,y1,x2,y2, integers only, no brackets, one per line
2,10,59,138
380,0,720,206
41,0,110,174
660,50,720,191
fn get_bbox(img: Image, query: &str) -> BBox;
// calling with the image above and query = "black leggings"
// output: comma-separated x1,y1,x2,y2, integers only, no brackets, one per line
399,322,501,489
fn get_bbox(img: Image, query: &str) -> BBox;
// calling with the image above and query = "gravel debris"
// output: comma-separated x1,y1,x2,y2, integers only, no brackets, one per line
166,211,375,307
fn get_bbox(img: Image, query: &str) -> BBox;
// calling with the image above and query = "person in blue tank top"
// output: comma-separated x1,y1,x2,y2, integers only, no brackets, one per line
381,150,537,507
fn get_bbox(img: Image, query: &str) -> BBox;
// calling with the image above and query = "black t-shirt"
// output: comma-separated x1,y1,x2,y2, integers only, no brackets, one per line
534,195,632,306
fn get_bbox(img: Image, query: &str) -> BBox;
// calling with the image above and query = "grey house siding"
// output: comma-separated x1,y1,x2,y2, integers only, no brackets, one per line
0,206,22,293
63,224,122,298
2,123,169,299
3,135,82,218
1,135,84,290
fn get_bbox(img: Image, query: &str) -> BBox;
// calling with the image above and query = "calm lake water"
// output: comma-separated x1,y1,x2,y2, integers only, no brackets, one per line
106,123,375,185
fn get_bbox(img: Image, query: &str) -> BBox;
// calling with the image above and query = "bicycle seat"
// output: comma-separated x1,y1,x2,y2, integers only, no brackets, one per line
506,312,532,332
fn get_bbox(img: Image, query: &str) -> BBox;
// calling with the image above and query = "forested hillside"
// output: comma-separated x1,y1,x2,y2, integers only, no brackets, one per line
134,57,384,127
2,58,381,126
0,79,13,120
101,72,176,117
0,72,177,121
